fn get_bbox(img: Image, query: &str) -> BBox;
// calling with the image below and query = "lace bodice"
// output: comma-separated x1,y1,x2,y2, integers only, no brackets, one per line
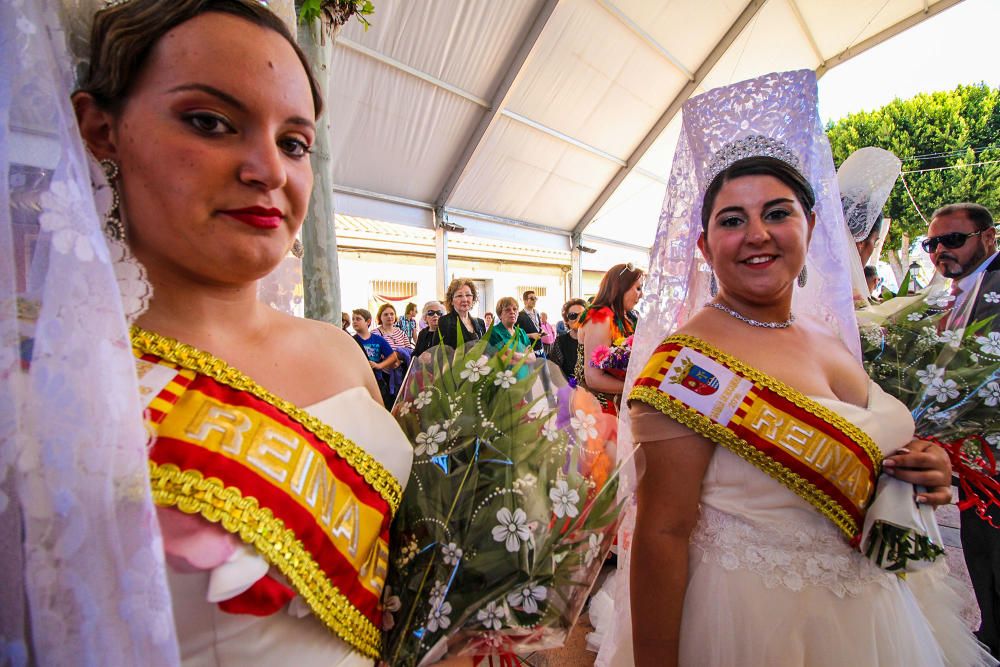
690,381,914,596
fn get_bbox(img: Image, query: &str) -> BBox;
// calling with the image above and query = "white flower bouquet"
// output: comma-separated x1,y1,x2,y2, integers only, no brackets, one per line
383,332,624,666
860,273,1000,537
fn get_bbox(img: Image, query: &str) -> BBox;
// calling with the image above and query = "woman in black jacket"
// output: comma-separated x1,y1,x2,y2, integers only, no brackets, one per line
438,279,486,348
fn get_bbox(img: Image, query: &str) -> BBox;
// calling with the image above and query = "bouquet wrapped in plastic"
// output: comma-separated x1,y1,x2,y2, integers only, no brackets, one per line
590,335,633,381
384,333,626,665
861,272,1000,541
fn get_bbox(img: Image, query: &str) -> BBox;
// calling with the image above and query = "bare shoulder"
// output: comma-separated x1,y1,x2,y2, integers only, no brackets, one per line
268,310,371,383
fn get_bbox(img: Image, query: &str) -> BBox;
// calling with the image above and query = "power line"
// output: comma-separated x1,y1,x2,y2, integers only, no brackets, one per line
902,157,1000,174
902,142,1000,162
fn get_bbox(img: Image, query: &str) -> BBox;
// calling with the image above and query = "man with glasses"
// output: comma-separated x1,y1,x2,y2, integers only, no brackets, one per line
516,290,545,356
926,202,1000,657
924,203,998,318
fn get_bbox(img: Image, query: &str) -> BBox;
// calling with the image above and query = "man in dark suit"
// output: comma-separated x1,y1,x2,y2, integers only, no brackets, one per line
516,290,544,355
926,202,999,655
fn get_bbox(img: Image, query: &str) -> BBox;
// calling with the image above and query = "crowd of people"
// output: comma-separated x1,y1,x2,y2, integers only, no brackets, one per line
337,283,623,408
6,2,1000,667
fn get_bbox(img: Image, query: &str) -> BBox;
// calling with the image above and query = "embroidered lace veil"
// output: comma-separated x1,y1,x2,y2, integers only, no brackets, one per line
595,70,862,666
1,0,297,663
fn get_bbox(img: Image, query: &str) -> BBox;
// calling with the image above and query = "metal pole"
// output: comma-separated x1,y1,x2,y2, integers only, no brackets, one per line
298,20,342,323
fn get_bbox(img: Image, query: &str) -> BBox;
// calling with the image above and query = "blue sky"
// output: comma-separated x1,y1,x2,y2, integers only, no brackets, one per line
818,0,1000,124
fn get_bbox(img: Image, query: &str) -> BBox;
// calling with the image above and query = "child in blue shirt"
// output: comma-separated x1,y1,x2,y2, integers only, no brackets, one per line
351,308,398,408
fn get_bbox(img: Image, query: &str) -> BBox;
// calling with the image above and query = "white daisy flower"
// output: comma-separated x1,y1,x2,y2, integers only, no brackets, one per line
977,332,1000,357
430,580,448,600
549,480,580,518
936,328,964,348
476,601,507,631
926,291,955,308
570,409,598,441
541,415,560,442
915,365,944,385
415,423,448,456
494,370,516,389
984,292,1000,304
491,507,531,552
978,382,1000,407
396,401,412,416
441,542,464,566
506,584,547,614
926,377,960,403
907,312,924,321
413,389,434,409
584,532,604,566
426,599,452,632
460,356,491,382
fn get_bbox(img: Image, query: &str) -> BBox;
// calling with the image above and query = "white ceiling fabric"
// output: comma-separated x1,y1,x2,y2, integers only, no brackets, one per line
326,0,963,259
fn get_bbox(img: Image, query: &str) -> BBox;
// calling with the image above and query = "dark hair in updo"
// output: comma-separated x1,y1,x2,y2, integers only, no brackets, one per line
701,156,815,233
79,0,323,117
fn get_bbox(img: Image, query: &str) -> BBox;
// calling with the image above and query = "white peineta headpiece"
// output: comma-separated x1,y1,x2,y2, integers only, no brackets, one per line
596,69,863,667
837,146,901,242
705,134,802,187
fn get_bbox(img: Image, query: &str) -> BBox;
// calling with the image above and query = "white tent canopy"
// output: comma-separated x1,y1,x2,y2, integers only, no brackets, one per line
327,0,962,282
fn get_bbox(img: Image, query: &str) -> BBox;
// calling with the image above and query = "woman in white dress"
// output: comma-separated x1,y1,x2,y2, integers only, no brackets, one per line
596,71,993,667
72,1,417,664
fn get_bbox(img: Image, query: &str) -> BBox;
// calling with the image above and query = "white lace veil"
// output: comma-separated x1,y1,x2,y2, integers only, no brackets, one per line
838,147,901,299
596,70,861,666
839,147,901,244
3,1,306,663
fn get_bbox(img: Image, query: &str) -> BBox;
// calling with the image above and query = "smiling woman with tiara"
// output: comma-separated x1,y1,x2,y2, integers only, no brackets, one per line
595,70,994,667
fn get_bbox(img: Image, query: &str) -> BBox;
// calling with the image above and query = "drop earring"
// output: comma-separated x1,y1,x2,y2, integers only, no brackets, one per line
709,271,719,297
99,159,125,241
291,238,304,259
797,265,808,288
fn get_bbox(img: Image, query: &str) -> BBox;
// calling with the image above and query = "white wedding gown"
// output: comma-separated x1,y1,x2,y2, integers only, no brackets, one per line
165,387,413,667
595,381,994,667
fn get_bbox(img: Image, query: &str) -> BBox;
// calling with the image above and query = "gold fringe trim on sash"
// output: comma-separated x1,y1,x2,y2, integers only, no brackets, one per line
630,334,883,540
132,326,402,514
150,463,381,658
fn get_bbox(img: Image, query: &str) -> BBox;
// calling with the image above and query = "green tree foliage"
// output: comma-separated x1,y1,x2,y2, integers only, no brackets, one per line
827,84,1000,270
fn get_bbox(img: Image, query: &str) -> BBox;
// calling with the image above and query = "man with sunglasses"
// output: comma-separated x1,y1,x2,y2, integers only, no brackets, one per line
926,202,1000,657
925,203,998,317
516,290,545,356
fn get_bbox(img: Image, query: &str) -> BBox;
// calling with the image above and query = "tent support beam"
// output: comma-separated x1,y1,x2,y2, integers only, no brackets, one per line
434,209,450,296
335,184,572,240
596,0,695,81
786,0,824,64
336,37,489,108
500,109,627,166
570,0,769,238
436,0,561,208
816,0,964,78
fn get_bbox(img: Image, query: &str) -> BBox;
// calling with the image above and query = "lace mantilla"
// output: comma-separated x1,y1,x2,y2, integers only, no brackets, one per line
691,506,893,598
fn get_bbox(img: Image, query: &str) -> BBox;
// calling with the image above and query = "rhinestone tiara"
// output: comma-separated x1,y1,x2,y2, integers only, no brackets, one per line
704,134,802,186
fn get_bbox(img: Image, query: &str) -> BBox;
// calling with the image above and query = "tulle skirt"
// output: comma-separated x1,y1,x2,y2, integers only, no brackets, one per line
591,547,995,666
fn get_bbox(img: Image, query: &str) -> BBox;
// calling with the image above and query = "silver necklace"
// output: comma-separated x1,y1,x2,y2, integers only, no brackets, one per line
706,301,795,329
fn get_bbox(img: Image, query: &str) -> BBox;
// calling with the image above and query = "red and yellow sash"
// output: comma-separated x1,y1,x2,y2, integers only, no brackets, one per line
133,327,401,658
630,334,882,543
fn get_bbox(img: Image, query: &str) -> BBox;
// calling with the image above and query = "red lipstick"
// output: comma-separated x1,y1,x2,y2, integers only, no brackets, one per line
220,206,283,229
